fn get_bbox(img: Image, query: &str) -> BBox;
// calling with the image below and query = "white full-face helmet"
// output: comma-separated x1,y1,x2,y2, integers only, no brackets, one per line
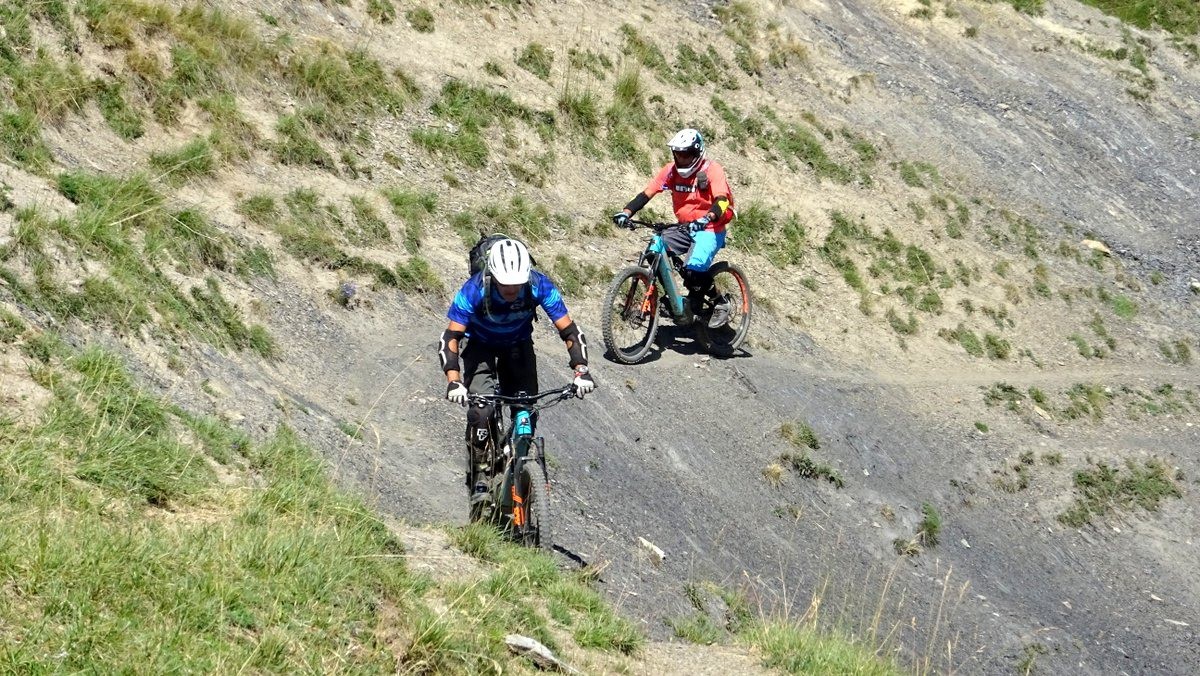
487,238,531,285
667,128,706,178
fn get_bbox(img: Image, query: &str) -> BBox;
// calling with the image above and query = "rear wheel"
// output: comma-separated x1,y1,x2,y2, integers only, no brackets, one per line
601,265,660,365
694,261,752,357
516,461,552,551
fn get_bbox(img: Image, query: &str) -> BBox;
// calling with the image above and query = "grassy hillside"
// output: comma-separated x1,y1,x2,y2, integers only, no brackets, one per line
1,0,1198,672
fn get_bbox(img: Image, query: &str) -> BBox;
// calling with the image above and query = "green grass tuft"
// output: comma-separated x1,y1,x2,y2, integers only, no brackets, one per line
917,502,941,546
1059,458,1182,527
382,188,437,253
96,81,145,140
1110,294,1137,319
395,256,444,295
273,113,336,171
1,110,54,172
517,42,554,80
149,136,217,184
406,6,435,32
744,620,903,675
367,0,396,23
780,421,819,450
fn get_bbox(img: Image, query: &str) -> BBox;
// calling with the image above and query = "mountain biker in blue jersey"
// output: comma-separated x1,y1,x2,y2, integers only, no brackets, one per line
438,239,595,497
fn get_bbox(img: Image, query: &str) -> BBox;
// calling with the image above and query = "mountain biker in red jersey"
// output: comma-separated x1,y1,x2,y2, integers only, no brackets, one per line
611,128,736,327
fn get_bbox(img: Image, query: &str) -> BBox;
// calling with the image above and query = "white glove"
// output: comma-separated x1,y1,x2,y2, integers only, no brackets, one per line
573,366,595,396
446,380,468,405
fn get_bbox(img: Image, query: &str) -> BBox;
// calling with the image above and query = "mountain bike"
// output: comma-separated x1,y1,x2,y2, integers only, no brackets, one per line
601,220,752,364
466,384,577,550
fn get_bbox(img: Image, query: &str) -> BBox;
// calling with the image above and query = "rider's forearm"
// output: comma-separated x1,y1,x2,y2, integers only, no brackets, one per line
439,328,465,376
557,320,589,368
623,192,651,215
705,197,727,222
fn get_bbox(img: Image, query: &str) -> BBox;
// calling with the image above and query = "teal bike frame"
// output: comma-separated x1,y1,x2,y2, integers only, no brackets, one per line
466,386,576,541
633,221,691,322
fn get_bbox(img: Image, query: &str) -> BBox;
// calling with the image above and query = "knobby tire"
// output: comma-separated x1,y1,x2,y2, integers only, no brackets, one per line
694,261,753,357
601,265,660,365
518,461,552,551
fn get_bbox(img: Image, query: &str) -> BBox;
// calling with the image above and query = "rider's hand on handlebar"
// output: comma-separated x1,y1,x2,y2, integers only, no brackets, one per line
612,212,632,229
687,215,712,233
572,366,595,397
446,380,468,405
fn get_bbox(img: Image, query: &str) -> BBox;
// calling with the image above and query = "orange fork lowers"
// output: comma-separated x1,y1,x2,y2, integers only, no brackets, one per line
511,486,525,527
639,284,657,315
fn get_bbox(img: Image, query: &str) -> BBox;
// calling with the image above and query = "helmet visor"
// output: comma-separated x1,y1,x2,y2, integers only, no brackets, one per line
672,149,701,170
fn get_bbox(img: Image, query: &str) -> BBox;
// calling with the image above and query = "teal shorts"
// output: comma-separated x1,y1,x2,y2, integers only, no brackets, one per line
683,230,726,272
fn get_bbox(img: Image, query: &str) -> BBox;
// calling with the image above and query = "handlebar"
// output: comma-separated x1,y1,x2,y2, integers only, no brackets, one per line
466,384,579,408
627,219,687,232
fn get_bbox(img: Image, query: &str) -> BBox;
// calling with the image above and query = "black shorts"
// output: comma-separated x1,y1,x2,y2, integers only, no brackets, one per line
461,339,538,398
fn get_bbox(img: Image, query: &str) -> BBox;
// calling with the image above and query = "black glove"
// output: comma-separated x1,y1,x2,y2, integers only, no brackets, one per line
688,215,712,233
612,212,631,229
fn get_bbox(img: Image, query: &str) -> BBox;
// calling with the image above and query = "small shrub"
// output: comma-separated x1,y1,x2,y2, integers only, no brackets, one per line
367,0,395,23
1159,340,1193,365
395,256,444,295
917,502,941,546
779,452,844,488
1069,333,1095,359
517,43,554,80
273,115,336,171
406,7,434,32
1061,383,1110,421
984,333,1011,360
780,421,819,450
1110,294,1137,319
886,308,918,335
1058,458,1181,527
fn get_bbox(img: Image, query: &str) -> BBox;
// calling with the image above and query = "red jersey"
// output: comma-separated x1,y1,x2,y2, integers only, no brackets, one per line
643,159,735,233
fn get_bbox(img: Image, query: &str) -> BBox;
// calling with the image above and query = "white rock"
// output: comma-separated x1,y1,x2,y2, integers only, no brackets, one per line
1081,239,1112,256
638,536,666,564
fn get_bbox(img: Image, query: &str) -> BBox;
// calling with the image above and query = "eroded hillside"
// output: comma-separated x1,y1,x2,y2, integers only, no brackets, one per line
2,0,1198,673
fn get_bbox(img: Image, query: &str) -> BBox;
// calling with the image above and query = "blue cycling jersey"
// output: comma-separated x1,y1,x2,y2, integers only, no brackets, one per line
447,270,568,344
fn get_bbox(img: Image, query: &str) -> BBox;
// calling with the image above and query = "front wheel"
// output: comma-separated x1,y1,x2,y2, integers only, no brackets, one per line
516,461,552,551
600,265,660,365
694,261,753,357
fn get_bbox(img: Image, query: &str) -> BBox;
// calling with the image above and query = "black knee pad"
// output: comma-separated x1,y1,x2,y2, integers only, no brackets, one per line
467,402,494,446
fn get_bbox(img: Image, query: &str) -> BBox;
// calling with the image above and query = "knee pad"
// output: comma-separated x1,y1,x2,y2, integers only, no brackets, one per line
467,402,494,445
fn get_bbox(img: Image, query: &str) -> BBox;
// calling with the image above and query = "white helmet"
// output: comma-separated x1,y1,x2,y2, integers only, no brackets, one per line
667,128,706,178
487,239,531,285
